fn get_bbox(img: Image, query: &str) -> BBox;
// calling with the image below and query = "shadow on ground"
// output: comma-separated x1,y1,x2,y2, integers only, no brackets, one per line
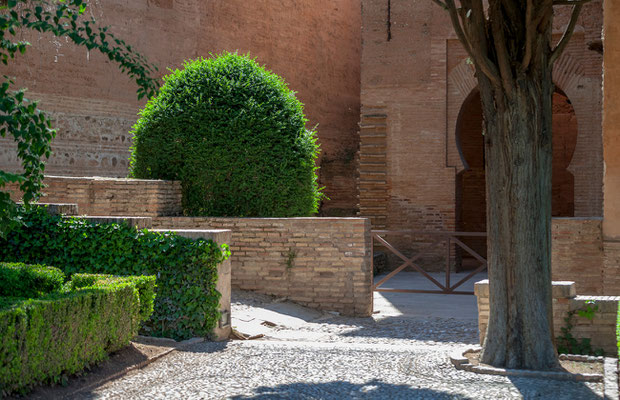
229,378,474,399
12,343,153,400
508,376,602,400
330,315,479,344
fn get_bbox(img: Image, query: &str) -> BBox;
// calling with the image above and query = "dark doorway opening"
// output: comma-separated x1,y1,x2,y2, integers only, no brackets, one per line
455,89,578,270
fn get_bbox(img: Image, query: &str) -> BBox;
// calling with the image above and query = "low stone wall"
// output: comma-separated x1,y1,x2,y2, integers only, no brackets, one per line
156,229,232,341
475,280,619,355
7,176,182,217
153,217,373,317
51,213,232,341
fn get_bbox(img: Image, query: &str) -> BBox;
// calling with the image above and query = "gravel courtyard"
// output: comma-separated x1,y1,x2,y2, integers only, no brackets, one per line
80,290,604,399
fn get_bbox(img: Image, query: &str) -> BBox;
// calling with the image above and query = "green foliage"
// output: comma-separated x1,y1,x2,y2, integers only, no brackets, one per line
286,249,296,270
0,206,230,340
0,0,159,236
130,52,322,217
556,301,605,356
0,272,156,396
70,273,157,325
0,262,64,298
617,302,619,359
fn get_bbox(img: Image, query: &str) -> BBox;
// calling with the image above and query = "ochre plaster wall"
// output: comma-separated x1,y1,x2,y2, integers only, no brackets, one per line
1,1,361,215
603,0,620,239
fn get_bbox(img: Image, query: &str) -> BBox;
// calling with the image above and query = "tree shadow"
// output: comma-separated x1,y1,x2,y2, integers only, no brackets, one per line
507,375,603,400
309,315,479,345
229,378,474,399
175,341,229,354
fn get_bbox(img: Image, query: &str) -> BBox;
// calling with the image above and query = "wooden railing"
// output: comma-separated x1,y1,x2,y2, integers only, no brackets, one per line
372,230,487,295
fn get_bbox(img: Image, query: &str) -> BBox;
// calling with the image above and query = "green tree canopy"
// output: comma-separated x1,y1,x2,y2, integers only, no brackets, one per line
130,53,322,217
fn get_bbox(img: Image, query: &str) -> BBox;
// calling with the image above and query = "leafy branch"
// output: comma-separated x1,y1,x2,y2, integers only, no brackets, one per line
0,0,160,236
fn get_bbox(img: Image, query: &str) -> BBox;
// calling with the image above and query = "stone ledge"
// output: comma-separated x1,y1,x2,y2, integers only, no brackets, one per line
572,296,620,313
78,216,153,230
450,347,608,383
475,279,577,299
20,203,79,216
43,175,181,184
603,357,619,400
151,229,231,241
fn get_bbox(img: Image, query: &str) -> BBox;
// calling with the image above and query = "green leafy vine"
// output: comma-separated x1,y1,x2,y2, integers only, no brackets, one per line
556,300,605,356
0,0,159,236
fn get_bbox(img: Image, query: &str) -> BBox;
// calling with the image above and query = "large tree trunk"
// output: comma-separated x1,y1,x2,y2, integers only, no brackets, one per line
436,0,587,371
478,46,558,370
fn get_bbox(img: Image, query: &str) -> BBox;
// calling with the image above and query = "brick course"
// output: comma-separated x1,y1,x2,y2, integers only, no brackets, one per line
152,217,373,317
6,176,182,217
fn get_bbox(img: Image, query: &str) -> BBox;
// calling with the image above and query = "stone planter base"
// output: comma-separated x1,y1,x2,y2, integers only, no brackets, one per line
450,347,618,393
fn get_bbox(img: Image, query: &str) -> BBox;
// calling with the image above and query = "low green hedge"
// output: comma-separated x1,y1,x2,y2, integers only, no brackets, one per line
617,302,619,359
70,273,157,325
0,263,64,298
0,268,156,395
0,207,230,340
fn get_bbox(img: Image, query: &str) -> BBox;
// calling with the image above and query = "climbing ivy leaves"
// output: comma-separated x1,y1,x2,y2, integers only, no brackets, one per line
0,0,160,236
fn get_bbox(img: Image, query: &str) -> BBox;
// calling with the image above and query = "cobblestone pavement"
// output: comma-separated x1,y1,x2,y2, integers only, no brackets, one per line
81,292,604,399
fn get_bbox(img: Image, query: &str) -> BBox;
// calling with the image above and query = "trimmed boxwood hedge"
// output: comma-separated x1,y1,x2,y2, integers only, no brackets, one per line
0,264,156,395
0,263,64,298
130,52,323,217
70,273,156,324
0,206,229,340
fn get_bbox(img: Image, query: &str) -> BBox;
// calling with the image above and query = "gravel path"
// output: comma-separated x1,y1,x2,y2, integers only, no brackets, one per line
78,292,604,399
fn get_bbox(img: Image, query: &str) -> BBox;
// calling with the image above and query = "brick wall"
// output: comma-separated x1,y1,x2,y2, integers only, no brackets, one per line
475,280,619,355
152,217,373,317
360,0,604,246
0,0,361,216
6,176,182,217
9,176,617,305
552,218,605,295
603,241,620,295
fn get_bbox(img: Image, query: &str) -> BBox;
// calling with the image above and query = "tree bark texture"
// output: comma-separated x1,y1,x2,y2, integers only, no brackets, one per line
434,0,588,370
478,61,557,370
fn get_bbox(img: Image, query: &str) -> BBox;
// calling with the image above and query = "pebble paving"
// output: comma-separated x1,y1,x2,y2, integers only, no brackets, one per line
80,292,604,400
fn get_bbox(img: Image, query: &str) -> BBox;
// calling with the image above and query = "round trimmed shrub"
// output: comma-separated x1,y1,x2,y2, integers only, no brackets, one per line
129,53,322,217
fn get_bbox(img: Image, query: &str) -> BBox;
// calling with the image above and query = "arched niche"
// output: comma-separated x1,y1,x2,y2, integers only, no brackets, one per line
454,88,578,269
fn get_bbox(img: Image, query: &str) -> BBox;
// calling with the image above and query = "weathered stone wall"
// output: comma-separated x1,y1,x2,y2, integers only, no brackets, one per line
6,176,182,217
359,1,604,239
1,0,362,216
476,280,619,356
152,217,373,317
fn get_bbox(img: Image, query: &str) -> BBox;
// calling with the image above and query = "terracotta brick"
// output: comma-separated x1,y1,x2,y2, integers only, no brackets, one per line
153,215,373,317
